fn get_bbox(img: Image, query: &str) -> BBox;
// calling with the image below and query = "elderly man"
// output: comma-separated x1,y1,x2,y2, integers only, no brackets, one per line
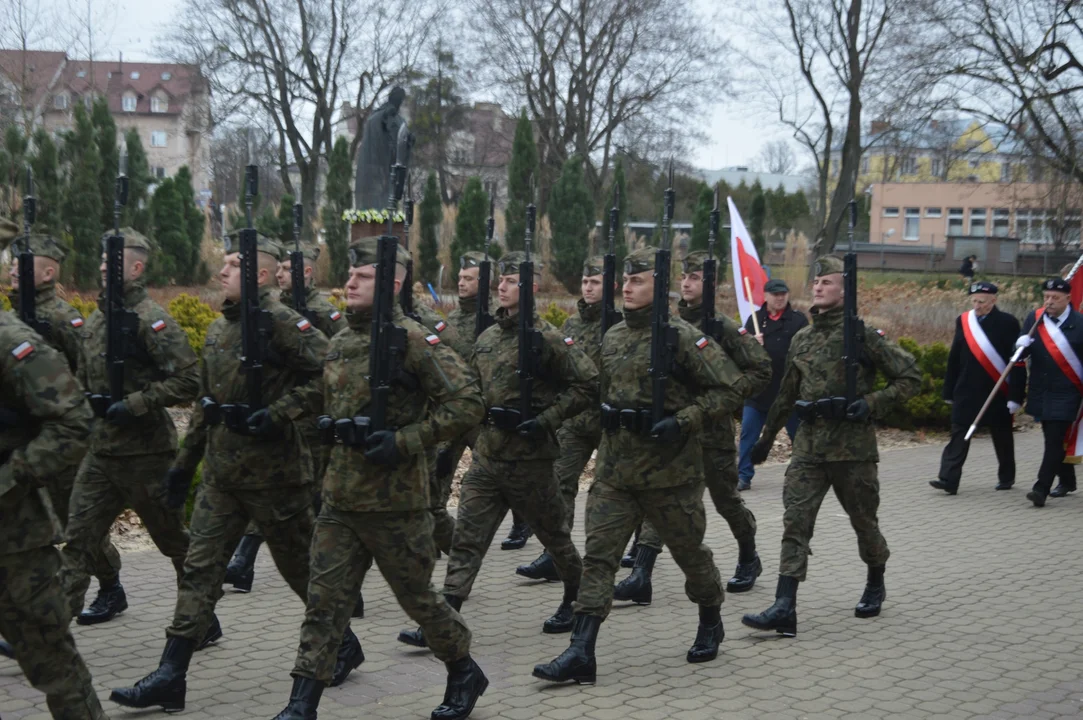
931,282,1024,495
737,278,807,491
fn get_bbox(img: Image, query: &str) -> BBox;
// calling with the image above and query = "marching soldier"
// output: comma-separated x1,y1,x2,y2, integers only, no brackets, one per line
272,236,487,720
533,247,743,686
517,256,619,582
62,229,200,626
611,250,771,604
931,281,1024,495
109,232,362,712
1013,277,1083,506
744,255,919,637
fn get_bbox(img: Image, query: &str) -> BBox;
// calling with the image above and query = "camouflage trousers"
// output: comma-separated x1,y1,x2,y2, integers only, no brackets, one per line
239,434,330,540
0,546,107,719
293,506,471,681
639,449,756,551
168,483,314,640
780,460,890,581
44,463,122,585
443,455,582,599
62,452,189,616
553,427,599,532
577,481,724,619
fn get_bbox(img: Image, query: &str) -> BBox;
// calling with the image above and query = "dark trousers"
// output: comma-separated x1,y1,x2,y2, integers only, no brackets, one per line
1036,421,1077,495
938,424,1015,489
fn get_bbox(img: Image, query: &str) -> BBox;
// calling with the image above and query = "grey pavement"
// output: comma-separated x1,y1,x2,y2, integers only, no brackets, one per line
2,428,1082,719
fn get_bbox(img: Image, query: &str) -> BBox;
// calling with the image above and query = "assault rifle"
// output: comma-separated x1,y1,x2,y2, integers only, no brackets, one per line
649,163,679,428
700,190,724,339
475,191,496,338
517,190,544,423
842,199,860,405
399,174,420,322
601,183,620,336
289,202,317,325
238,151,273,411
17,166,47,338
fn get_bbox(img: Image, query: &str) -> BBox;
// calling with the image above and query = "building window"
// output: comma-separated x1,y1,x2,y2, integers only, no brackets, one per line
861,156,869,174
993,208,1010,237
947,208,964,236
970,208,987,237
1029,165,1042,182
151,96,166,113
969,159,980,169
130,71,140,80
483,180,497,200
53,93,68,109
161,72,172,81
151,131,167,147
900,157,916,176
925,207,942,218
903,208,920,241
1000,162,1012,183
76,70,87,78
931,158,942,178
122,94,136,112
83,94,94,109
1017,209,1050,243
152,166,166,179
882,207,899,218
1066,212,1082,246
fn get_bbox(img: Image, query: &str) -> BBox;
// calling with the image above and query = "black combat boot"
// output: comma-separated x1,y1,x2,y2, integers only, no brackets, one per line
620,528,641,568
224,534,263,593
197,613,223,650
432,655,488,720
532,614,602,685
515,551,560,582
76,577,128,625
271,676,324,720
352,592,365,618
726,539,762,593
855,565,886,618
330,626,365,686
398,595,462,648
0,639,13,659
741,575,798,637
613,546,657,605
542,584,577,634
109,636,195,711
686,604,724,663
500,514,532,550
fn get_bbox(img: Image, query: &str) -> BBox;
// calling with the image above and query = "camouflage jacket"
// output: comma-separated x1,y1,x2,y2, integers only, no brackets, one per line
8,283,86,372
0,313,92,553
595,305,745,490
321,307,483,512
678,300,772,452
78,281,200,456
280,286,347,338
762,305,921,463
559,299,619,438
412,302,460,352
472,306,598,462
445,295,479,359
175,288,328,488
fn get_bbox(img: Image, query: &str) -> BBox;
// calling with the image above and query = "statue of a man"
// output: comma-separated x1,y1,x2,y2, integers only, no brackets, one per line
354,86,407,210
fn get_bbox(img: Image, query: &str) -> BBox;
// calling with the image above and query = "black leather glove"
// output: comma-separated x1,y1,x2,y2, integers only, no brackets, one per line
750,440,771,465
516,418,546,439
105,400,136,426
846,398,871,422
165,466,195,509
364,430,400,466
246,408,277,437
436,448,454,478
649,416,681,442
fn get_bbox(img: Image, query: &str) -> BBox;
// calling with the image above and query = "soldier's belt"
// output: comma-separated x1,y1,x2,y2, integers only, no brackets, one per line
86,393,114,419
794,397,848,422
485,407,523,431
315,415,396,447
200,397,254,435
600,404,666,436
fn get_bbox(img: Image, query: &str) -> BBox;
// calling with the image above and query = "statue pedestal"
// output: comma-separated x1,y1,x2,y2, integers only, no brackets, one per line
350,221,404,242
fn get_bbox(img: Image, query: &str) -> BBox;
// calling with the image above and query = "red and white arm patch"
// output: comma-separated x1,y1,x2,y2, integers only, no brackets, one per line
564,337,575,346
330,310,342,321
695,336,709,349
151,319,167,332
738,327,748,335
71,317,84,328
296,318,312,332
11,341,33,360
425,334,441,346
876,328,886,337
435,320,447,332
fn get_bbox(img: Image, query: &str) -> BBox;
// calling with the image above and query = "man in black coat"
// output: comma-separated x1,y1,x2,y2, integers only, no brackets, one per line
1013,277,1083,507
932,282,1025,495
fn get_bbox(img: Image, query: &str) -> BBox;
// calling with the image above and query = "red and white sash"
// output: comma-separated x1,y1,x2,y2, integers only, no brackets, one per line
1036,308,1083,459
961,310,1008,394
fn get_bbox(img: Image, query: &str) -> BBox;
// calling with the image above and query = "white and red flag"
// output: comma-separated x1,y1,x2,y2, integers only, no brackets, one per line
728,196,768,326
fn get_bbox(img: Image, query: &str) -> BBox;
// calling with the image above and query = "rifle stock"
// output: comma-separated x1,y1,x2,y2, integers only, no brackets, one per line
368,234,407,433
104,164,134,406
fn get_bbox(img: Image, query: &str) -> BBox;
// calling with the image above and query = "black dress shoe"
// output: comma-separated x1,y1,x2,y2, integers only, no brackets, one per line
515,552,560,582
1050,483,1076,497
994,481,1013,490
1027,490,1047,507
929,479,958,495
77,580,128,626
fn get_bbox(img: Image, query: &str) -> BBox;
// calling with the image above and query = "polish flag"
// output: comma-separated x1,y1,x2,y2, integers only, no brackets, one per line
729,197,768,326
1071,271,1083,311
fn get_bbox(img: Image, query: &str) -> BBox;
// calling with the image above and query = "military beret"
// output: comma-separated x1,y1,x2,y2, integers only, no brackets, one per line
681,251,710,274
15,234,67,262
968,281,998,295
100,228,154,253
624,247,659,275
497,251,541,277
1043,277,1071,293
347,236,409,268
460,251,490,269
583,256,605,277
223,230,282,260
764,278,789,294
280,243,320,263
813,255,845,277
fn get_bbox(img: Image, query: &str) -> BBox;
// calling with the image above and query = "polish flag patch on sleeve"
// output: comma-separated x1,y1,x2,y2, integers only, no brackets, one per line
876,329,886,337
695,336,710,349
151,319,167,332
738,327,748,335
425,334,441,345
329,310,342,321
435,321,447,332
71,317,84,328
297,318,312,332
11,341,33,360
564,337,575,346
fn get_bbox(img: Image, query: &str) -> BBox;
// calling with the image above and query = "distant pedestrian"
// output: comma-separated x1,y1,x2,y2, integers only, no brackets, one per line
959,255,978,281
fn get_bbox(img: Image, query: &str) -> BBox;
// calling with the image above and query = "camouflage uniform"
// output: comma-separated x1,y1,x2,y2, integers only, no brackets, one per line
0,312,106,719
63,230,200,616
441,252,596,610
279,286,347,340
292,239,483,686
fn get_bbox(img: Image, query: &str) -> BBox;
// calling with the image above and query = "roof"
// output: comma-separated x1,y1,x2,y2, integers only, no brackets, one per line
840,117,1025,155
55,58,207,116
697,166,807,194
0,49,66,109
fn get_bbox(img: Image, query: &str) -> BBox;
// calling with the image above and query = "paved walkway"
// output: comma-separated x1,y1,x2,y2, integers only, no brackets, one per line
2,429,1082,720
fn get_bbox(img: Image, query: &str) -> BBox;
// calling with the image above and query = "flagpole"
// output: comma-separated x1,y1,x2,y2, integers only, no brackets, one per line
744,276,761,336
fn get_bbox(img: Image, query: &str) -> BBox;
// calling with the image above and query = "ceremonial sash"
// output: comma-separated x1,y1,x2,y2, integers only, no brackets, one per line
1035,308,1083,460
961,310,1008,395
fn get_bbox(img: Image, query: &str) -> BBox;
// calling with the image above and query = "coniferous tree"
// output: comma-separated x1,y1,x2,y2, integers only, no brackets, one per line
505,110,537,251
123,129,152,233
749,181,767,257
30,129,61,232
322,136,352,286
174,166,208,283
450,177,487,283
418,172,442,284
150,177,186,285
690,183,713,252
276,193,296,246
548,155,594,294
63,103,103,288
92,98,119,229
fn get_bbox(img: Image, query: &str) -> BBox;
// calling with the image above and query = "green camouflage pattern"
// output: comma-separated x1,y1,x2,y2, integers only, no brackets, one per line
553,426,596,531
44,462,122,586
760,305,921,463
320,306,483,512
559,299,613,437
413,302,462,354
174,289,328,488
472,307,598,462
7,283,85,372
446,294,480,357
280,286,347,338
594,305,744,490
78,280,200,456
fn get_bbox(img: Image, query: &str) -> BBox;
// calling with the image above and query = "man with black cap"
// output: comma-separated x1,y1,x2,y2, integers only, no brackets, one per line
739,277,807,491
931,281,1024,495
1012,276,1083,506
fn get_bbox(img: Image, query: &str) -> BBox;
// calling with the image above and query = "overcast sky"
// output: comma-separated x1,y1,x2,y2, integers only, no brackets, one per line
37,0,798,172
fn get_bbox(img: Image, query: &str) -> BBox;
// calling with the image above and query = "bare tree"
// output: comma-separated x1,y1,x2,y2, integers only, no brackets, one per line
473,0,727,210
756,140,798,174
0,0,60,135
66,0,117,92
